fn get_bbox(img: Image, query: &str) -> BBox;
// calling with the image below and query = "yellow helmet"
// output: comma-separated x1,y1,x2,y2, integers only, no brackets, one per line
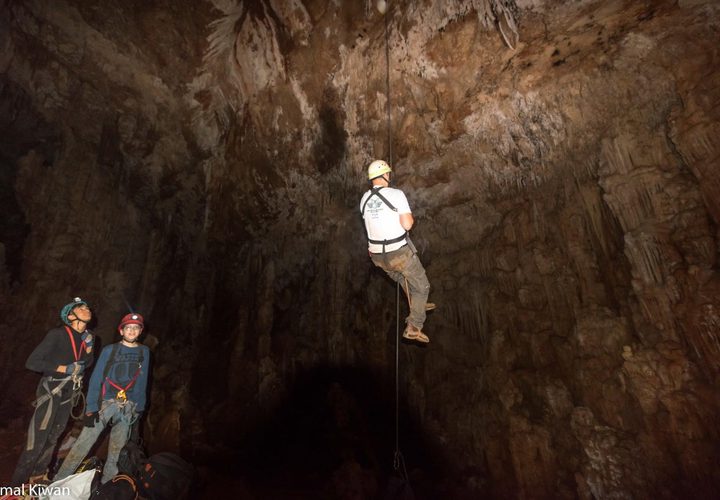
367,160,392,180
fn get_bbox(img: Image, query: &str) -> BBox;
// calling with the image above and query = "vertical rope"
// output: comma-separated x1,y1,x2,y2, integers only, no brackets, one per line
383,2,398,467
383,3,408,481
394,280,400,469
384,5,393,166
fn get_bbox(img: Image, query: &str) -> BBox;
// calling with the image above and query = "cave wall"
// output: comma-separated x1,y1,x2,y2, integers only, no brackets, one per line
1,0,720,497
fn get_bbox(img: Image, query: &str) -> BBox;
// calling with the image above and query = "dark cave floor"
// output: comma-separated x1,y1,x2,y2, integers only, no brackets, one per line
0,366,475,499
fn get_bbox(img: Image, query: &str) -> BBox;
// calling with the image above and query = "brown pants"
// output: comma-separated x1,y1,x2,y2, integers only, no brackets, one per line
371,245,430,330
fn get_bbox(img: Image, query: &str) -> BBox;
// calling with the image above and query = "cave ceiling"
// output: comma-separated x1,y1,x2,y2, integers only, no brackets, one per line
1,0,720,497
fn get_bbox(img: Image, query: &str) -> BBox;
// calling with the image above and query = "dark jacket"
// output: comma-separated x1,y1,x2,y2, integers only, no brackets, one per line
25,326,95,378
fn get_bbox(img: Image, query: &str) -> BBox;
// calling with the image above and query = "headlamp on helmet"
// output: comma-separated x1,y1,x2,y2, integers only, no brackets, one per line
60,297,90,326
118,313,144,333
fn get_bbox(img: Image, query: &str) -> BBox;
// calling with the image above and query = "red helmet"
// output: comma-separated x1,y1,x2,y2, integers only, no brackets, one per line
118,313,144,332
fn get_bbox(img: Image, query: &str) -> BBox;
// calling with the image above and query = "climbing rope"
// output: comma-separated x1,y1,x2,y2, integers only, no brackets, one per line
382,1,410,483
70,376,87,420
394,276,401,468
384,4,393,167
393,281,410,482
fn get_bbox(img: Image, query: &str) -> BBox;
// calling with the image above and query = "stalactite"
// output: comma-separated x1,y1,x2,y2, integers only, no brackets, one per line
2,0,720,497
602,178,663,234
445,288,490,343
635,286,681,341
693,304,720,374
578,183,613,257
624,232,664,286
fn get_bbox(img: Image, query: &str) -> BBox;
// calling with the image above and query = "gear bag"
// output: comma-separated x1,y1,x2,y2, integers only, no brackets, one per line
138,452,195,500
116,437,147,479
90,474,138,500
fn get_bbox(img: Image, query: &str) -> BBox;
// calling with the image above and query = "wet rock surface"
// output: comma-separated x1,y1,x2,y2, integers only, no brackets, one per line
1,0,719,497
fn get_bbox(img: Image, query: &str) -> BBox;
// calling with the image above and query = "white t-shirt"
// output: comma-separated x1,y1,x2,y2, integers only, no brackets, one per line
360,187,411,253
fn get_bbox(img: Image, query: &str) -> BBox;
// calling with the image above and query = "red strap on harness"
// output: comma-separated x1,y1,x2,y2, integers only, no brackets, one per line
64,325,90,362
64,326,81,362
102,368,141,398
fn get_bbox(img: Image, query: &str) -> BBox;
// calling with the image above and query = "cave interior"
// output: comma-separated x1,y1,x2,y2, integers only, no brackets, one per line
1,0,720,498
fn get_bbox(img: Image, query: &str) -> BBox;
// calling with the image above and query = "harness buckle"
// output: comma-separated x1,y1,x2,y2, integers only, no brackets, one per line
72,375,83,392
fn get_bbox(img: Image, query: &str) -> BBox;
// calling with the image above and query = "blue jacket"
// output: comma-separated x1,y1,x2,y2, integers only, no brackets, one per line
86,343,150,413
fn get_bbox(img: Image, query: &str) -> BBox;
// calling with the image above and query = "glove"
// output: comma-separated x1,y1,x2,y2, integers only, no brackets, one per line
83,412,99,427
81,332,94,348
66,360,86,376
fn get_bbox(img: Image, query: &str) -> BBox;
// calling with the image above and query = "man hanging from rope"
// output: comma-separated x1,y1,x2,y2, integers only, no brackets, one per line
360,159,433,344
11,297,95,486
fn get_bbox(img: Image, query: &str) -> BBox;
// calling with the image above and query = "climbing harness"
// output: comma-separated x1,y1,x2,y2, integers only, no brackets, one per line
27,327,90,449
99,397,139,425
99,343,144,409
361,186,398,215
362,186,408,255
94,343,144,443
65,326,83,362
64,325,90,419
371,231,407,254
27,379,83,449
104,378,140,404
26,375,77,450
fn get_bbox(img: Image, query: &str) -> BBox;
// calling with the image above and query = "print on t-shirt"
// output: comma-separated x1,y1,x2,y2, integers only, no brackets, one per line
109,351,143,382
366,197,384,218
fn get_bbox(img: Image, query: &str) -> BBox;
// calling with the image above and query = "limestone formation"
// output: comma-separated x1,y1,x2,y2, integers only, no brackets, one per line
1,0,719,497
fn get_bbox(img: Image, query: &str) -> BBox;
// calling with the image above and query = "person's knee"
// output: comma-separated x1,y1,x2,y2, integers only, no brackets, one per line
408,272,430,292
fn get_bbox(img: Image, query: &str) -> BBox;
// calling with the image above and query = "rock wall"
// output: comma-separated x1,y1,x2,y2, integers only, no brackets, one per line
1,0,719,496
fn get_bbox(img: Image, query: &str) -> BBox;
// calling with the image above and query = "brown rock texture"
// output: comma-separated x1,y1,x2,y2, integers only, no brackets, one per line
1,0,719,497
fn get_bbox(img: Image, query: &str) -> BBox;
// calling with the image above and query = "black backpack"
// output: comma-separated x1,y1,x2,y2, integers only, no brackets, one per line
117,438,147,478
138,452,195,500
91,474,139,500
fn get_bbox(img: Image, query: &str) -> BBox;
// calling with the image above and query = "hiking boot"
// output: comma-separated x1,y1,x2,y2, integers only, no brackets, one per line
402,325,430,343
425,302,436,311
28,472,50,485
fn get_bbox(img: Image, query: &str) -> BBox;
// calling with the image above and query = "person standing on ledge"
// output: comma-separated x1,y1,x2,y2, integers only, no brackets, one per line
11,297,95,486
360,159,433,343
55,312,151,484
